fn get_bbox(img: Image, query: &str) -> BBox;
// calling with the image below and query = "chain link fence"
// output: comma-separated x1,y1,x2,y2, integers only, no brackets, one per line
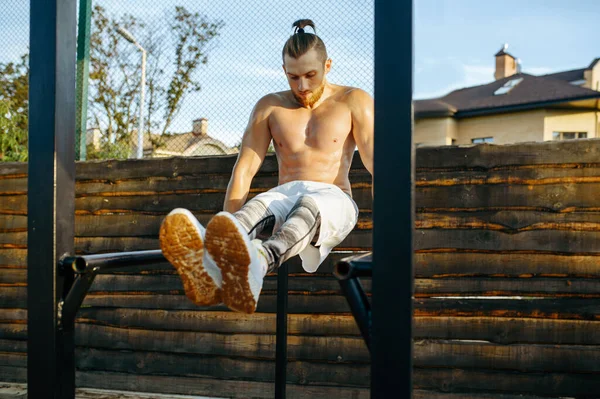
0,0,374,161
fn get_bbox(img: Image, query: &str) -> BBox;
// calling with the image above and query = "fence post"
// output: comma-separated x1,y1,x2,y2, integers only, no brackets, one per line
275,261,289,398
372,0,415,397
27,0,78,398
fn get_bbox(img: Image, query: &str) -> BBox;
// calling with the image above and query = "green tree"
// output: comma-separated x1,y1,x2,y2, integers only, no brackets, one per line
0,99,28,162
0,54,29,161
88,5,224,158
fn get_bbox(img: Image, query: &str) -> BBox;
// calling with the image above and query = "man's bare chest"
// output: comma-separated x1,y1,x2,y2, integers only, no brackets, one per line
269,104,353,150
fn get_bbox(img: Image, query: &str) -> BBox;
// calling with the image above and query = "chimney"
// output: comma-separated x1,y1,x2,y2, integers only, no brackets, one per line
494,43,517,80
86,127,101,151
192,118,208,136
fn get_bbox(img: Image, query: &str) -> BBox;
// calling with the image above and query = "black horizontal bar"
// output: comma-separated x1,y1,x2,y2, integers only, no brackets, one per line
333,252,372,280
63,250,167,274
338,277,371,351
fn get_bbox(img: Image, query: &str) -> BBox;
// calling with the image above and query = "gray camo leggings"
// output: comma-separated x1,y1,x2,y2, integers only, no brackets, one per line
233,196,321,273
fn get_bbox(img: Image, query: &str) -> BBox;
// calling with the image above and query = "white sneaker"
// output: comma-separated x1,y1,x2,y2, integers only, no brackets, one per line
204,212,268,314
159,208,223,306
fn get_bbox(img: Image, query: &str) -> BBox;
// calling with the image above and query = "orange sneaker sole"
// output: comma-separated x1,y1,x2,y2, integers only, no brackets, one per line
205,213,257,314
159,212,222,306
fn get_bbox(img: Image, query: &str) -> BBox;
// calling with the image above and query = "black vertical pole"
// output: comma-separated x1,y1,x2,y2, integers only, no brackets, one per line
372,0,414,398
28,0,77,398
275,261,289,398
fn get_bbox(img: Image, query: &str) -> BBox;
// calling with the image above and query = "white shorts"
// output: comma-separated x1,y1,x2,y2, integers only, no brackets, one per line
250,180,359,273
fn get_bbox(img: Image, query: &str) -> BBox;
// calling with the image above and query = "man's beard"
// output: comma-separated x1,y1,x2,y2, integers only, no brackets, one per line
294,82,325,107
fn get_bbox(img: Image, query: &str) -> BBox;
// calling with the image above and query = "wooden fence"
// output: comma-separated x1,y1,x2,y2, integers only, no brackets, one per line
1,139,600,398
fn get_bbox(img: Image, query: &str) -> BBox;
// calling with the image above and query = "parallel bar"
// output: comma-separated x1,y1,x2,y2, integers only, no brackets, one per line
372,0,414,398
338,277,372,351
61,250,167,325
275,261,289,399
28,0,77,398
64,250,167,274
334,253,373,350
334,253,373,280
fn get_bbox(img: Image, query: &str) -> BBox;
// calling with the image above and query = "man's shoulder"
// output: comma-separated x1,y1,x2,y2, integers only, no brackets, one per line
340,86,372,102
256,91,292,108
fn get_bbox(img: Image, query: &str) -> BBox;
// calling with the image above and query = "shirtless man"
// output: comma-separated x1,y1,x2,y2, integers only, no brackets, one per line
159,19,374,314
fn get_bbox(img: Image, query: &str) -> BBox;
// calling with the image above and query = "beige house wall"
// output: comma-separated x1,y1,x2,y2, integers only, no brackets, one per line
415,109,600,146
583,62,600,90
543,110,599,140
414,118,451,146
454,110,545,145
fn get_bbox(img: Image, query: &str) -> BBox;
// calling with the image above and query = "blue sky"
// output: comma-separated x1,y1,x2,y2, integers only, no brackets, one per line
1,0,599,146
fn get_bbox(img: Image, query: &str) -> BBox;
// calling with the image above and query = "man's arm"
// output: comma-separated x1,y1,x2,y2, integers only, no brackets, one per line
349,89,374,196
223,96,274,213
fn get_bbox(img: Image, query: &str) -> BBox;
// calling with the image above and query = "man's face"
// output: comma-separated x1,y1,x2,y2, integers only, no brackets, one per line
283,48,331,107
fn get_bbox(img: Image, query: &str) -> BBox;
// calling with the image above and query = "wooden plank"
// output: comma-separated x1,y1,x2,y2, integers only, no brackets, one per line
0,270,25,284
80,293,354,314
414,277,600,298
0,325,26,342
74,347,370,386
96,251,368,276
0,196,26,215
72,230,371,254
414,340,600,373
0,309,26,322
414,367,600,397
5,272,584,298
416,140,600,169
0,178,26,195
417,211,600,233
0,215,27,233
0,232,26,246
0,366,26,384
415,251,600,278
76,370,370,399
73,324,369,362
72,189,372,215
418,164,600,187
6,286,600,319
415,316,600,345
0,352,25,367
73,153,367,181
73,213,371,237
415,229,600,253
0,288,26,308
87,274,368,295
0,249,27,267
76,173,279,195
0,163,27,176
5,314,600,346
415,298,600,320
413,391,565,399
0,338,26,352
6,308,360,336
75,170,371,195
416,182,600,211
7,338,599,384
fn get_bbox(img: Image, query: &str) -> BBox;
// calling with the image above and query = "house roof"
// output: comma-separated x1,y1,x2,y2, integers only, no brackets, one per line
415,72,600,119
142,132,234,155
541,68,585,83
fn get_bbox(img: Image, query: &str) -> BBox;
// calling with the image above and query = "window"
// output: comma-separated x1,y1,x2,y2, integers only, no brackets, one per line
472,137,494,144
552,131,587,140
494,77,524,95
451,139,457,145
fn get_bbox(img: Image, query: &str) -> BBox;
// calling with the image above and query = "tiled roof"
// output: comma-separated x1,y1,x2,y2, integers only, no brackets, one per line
415,72,600,119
